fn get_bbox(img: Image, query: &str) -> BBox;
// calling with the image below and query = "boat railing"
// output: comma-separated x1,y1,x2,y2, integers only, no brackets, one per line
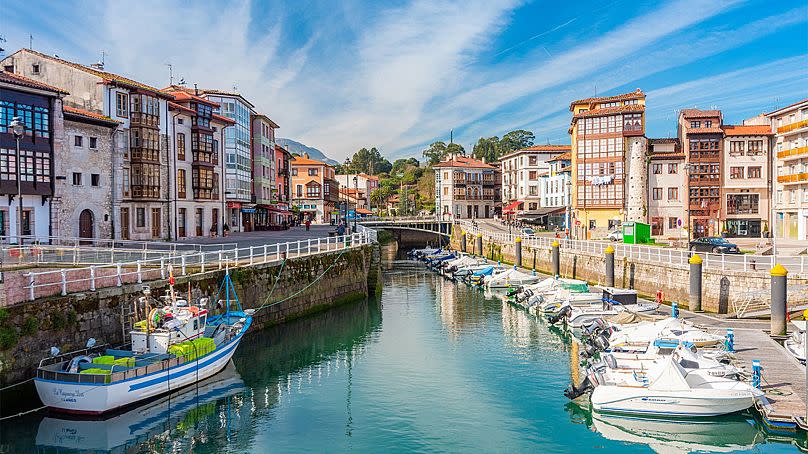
20,231,373,303
38,343,112,369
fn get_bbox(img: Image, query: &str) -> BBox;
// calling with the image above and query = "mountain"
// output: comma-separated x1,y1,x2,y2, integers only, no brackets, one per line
277,138,339,165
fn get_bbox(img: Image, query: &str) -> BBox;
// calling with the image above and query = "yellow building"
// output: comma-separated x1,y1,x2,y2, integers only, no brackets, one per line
568,89,646,239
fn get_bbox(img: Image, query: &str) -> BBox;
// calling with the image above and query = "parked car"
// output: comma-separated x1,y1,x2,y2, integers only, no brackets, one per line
688,237,740,254
606,230,622,242
520,227,536,237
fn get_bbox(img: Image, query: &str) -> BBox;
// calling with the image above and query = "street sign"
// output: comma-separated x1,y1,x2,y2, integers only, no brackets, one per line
575,220,581,226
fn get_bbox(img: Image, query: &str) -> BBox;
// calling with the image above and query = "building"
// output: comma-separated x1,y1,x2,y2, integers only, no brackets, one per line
273,144,293,226
3,49,174,240
678,109,723,238
251,114,280,230
721,122,773,238
335,173,379,211
500,145,569,215
55,106,119,240
647,138,686,239
290,153,339,223
163,86,233,239
434,154,497,219
766,98,808,241
569,89,647,238
542,151,573,229
0,70,67,242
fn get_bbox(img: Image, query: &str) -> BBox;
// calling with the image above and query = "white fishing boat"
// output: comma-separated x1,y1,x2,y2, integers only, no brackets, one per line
34,271,252,415
484,268,541,288
590,354,763,417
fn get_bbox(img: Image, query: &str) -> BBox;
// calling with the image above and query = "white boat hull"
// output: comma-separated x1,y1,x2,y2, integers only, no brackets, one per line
591,386,758,417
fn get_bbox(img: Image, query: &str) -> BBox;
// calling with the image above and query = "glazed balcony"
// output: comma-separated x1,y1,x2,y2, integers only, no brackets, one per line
777,146,808,160
777,173,808,184
777,119,808,134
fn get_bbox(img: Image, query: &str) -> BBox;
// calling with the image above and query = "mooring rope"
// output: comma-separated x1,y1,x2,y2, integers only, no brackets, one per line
0,405,47,421
0,376,33,392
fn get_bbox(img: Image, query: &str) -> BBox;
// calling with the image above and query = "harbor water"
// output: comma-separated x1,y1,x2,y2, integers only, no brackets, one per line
1,261,803,453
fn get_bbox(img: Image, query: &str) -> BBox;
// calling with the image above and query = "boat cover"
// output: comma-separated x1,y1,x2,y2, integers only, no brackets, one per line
648,356,690,392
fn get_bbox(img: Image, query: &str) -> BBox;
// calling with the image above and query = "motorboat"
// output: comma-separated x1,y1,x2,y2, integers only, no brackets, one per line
484,268,542,288
600,342,740,379
607,317,725,353
34,272,252,415
589,354,763,417
442,255,486,276
408,247,440,259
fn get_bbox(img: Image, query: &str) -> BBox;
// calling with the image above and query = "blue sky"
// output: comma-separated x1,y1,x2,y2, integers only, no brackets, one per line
2,0,807,161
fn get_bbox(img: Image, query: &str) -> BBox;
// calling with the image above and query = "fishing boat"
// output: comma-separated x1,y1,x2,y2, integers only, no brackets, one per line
34,270,252,415
589,354,763,417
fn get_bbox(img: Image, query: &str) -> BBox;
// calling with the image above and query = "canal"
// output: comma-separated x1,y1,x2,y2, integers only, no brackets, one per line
2,261,804,452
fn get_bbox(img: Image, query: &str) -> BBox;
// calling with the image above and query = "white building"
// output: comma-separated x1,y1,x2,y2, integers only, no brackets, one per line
766,98,808,241
500,146,569,220
647,139,686,239
434,155,497,219
335,173,380,210
721,122,772,238
540,152,572,229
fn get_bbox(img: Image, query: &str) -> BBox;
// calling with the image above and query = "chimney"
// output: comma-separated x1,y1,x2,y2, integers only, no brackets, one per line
304,152,310,159
194,83,199,96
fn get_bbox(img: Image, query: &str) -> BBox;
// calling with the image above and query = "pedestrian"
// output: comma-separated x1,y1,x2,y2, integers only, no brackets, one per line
305,218,311,231
337,222,345,236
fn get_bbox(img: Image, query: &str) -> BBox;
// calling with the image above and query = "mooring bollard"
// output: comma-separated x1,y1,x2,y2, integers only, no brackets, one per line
671,301,679,318
476,233,483,257
460,231,467,253
725,328,735,352
689,253,703,312
515,236,522,268
770,264,788,336
551,240,560,277
605,245,615,288
751,360,762,389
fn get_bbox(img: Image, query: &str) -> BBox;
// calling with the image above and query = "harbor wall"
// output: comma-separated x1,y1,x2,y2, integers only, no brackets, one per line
450,231,778,313
0,245,379,386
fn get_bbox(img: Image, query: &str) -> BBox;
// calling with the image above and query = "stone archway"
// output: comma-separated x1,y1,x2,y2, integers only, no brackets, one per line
79,209,94,240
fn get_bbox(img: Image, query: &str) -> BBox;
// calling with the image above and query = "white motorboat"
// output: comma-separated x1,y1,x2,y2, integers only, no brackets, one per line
590,354,763,417
785,322,806,363
536,291,605,316
443,255,487,276
484,268,542,288
607,317,725,352
602,343,740,379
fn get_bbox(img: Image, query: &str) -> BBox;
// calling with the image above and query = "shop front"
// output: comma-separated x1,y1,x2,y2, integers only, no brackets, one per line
241,206,256,232
724,219,762,238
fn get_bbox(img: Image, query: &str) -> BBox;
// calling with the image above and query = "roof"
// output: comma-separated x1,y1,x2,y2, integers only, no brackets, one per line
0,70,69,95
500,145,571,161
357,173,380,180
339,188,364,195
356,208,373,215
63,105,120,125
648,138,679,145
570,88,645,110
211,113,236,125
10,49,171,98
432,155,494,169
163,87,220,107
251,113,280,129
547,152,571,162
686,127,724,134
167,101,196,115
722,124,773,136
765,98,808,116
292,155,332,167
274,143,292,156
572,104,645,119
197,88,255,108
680,109,721,119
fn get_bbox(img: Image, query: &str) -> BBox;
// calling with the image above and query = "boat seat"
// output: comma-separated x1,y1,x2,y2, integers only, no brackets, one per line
78,362,132,372
105,349,136,357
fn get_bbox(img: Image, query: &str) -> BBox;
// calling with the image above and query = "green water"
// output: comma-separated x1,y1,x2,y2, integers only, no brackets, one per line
3,263,804,453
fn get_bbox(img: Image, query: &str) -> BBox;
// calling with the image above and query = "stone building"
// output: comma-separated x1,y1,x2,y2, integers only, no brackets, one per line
54,106,119,240
2,49,174,241
0,71,66,242
647,138,686,239
434,154,497,219
766,98,808,241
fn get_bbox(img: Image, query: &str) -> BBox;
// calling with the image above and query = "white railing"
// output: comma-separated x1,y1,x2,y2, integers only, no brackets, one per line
455,220,807,275
21,231,373,302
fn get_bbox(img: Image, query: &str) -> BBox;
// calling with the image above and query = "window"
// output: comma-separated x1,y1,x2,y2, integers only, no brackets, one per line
74,135,83,147
296,184,303,197
730,167,744,179
32,64,40,74
72,172,82,185
667,163,678,174
747,166,761,179
690,121,701,128
729,141,744,155
89,137,97,149
704,120,712,127
116,92,129,118
667,187,678,201
178,169,186,198
529,171,537,180
177,133,185,161
748,140,763,156
291,168,298,176
91,174,100,187
652,188,662,200
136,208,146,227
668,217,678,229
308,168,318,176
727,194,759,214
21,210,32,236
652,164,662,174
443,187,448,196
306,183,321,197
178,208,186,237
122,168,130,197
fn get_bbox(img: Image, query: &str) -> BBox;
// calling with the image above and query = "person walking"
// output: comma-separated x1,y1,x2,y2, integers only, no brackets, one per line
305,218,311,231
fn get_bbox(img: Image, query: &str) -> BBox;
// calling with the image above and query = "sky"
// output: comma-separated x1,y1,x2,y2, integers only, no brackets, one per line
1,0,807,162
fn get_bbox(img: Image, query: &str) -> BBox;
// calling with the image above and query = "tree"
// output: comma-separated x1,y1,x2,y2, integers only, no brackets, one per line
370,186,394,215
342,147,392,175
422,141,465,165
472,136,500,162
499,129,535,155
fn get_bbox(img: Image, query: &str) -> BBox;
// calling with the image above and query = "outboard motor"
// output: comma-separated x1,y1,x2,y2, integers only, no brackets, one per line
506,286,522,298
564,374,595,400
547,305,572,325
593,333,611,352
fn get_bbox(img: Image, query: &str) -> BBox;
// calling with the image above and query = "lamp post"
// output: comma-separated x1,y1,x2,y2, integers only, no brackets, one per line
352,175,358,233
10,117,25,245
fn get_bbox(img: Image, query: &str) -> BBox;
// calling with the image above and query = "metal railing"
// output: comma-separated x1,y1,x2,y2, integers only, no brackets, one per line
455,219,808,275
21,231,373,302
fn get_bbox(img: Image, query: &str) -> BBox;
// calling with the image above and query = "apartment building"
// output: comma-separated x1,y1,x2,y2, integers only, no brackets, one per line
721,123,772,238
251,114,279,229
569,89,647,239
767,98,808,241
434,155,497,219
0,71,66,242
647,139,686,239
163,87,233,238
678,109,723,238
500,145,569,214
55,106,118,240
3,49,174,240
291,153,339,223
273,144,293,226
542,152,572,229
335,173,380,211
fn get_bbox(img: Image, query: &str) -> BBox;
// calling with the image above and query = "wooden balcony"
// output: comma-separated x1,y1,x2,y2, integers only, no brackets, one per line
777,119,808,134
777,146,808,160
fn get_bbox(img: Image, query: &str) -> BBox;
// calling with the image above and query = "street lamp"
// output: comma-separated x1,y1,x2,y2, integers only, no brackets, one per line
10,117,25,245
352,175,358,233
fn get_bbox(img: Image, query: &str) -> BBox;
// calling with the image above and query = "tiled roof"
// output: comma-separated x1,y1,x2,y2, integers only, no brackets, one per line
12,49,171,97
570,89,645,110
765,98,808,116
211,113,236,125
275,144,292,156
167,101,196,115
292,155,332,167
196,88,255,108
722,125,773,136
680,109,721,119
648,138,679,144
251,113,280,129
63,105,120,124
686,127,724,134
572,103,645,119
0,70,69,94
357,173,380,180
520,145,570,151
548,152,571,162
164,87,220,107
650,151,685,160
432,155,494,169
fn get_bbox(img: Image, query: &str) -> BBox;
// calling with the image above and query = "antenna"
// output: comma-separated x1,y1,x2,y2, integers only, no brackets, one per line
100,50,106,66
29,33,33,50
166,63,174,85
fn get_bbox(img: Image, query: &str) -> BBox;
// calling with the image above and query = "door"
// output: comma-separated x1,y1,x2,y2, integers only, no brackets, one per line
212,208,219,234
195,208,203,236
651,217,663,236
178,208,186,238
151,208,161,239
79,209,94,241
120,208,130,240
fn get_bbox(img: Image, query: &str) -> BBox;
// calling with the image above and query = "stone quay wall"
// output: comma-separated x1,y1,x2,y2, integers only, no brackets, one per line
0,245,380,385
450,230,793,314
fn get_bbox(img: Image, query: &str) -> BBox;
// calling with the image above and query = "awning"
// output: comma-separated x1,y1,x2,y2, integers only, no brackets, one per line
502,200,524,214
516,207,566,223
